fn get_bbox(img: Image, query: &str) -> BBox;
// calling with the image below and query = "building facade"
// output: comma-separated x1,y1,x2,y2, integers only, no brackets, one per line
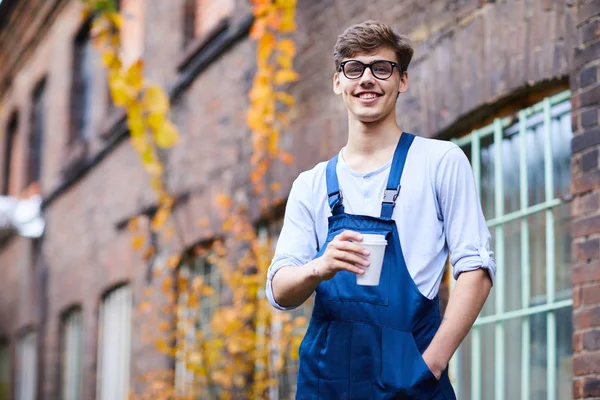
0,0,598,399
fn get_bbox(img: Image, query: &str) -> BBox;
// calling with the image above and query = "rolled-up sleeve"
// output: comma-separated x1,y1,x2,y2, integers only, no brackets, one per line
266,173,319,310
436,146,496,284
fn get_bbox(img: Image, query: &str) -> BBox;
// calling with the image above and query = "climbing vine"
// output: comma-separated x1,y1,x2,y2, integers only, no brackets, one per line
82,0,302,398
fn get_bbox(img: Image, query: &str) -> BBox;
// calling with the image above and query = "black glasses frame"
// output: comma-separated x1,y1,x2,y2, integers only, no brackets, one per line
338,60,401,80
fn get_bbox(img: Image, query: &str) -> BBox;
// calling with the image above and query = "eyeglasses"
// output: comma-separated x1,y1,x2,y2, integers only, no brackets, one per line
338,60,401,80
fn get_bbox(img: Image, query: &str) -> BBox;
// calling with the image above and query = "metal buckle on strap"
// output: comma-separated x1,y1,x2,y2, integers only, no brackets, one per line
382,186,400,205
328,190,343,205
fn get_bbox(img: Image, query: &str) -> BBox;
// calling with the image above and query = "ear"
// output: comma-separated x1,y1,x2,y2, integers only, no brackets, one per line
398,71,408,94
333,72,342,95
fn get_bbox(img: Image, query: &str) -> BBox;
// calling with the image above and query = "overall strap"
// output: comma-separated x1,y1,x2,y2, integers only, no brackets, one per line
326,153,344,215
381,133,415,219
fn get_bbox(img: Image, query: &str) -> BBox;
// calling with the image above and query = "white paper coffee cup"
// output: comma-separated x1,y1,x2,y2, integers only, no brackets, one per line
361,234,388,244
357,234,387,286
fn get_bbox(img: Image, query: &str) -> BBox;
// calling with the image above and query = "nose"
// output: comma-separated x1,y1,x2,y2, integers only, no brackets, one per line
359,65,377,84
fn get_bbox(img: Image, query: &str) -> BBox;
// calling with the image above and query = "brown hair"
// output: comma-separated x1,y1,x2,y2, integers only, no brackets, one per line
333,20,414,73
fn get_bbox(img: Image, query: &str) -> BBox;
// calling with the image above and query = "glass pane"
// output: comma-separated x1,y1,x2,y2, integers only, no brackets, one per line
552,112,572,199
481,323,495,400
556,306,573,400
529,312,548,400
526,123,546,207
480,136,496,220
502,132,521,214
62,311,83,400
528,211,547,303
457,331,473,400
504,220,523,312
505,317,522,399
554,203,572,297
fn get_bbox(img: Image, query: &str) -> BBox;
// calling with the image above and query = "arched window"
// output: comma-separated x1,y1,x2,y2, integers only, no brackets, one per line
96,285,132,400
60,307,83,400
451,91,573,400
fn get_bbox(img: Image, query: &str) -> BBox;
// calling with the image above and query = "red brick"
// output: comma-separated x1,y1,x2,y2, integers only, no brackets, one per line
583,282,600,305
575,330,584,351
572,169,600,194
583,330,600,351
574,377,583,399
580,65,598,89
573,238,600,262
572,125,600,153
575,285,583,309
582,108,600,128
573,215,600,237
573,190,600,216
573,260,600,285
576,40,600,67
583,375,600,397
580,82,600,108
582,148,599,171
574,351,600,375
575,305,600,329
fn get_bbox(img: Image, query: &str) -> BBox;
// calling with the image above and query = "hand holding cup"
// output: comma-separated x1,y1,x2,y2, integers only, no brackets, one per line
313,230,370,281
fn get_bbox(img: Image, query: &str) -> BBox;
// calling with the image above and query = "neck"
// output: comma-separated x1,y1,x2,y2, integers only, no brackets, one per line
342,113,402,173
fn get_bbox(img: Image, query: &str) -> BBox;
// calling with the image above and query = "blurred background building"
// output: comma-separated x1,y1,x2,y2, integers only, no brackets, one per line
0,0,598,399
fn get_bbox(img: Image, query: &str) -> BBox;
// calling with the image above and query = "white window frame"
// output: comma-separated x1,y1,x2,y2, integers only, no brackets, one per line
450,91,573,400
175,254,222,398
16,331,37,400
260,223,313,400
61,308,83,400
96,285,132,400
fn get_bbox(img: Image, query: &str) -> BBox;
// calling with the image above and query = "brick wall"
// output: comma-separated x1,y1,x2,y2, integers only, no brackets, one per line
572,1,600,398
0,0,585,399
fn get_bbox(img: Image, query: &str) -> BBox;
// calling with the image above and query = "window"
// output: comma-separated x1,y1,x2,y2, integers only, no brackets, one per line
70,22,95,143
0,341,9,400
182,0,233,48
96,285,132,400
16,331,37,400
2,112,17,196
450,91,573,400
28,79,45,186
259,223,312,400
175,254,223,398
61,308,83,400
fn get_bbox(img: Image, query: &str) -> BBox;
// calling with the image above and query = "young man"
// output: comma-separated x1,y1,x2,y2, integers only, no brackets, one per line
266,20,495,399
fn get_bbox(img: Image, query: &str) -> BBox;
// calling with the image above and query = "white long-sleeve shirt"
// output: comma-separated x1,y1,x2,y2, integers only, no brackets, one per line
266,135,496,310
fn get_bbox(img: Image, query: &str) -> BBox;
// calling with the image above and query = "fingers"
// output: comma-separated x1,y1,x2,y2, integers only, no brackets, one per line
321,230,374,277
334,230,363,242
331,248,369,267
332,259,365,275
334,240,370,257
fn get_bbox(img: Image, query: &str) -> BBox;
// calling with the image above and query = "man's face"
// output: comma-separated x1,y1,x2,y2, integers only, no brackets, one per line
333,47,408,124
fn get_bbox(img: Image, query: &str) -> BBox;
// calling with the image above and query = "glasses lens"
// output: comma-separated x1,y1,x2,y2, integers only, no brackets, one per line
343,61,364,79
372,61,393,78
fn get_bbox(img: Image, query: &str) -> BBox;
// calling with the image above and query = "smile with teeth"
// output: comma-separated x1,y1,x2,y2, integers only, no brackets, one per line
357,92,380,99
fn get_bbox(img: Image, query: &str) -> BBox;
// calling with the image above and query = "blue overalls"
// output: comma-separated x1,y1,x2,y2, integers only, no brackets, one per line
296,133,457,400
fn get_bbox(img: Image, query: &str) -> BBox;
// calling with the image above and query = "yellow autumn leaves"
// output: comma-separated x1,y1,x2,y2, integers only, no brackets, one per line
89,6,178,200
84,0,303,398
86,1,178,257
247,0,298,196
